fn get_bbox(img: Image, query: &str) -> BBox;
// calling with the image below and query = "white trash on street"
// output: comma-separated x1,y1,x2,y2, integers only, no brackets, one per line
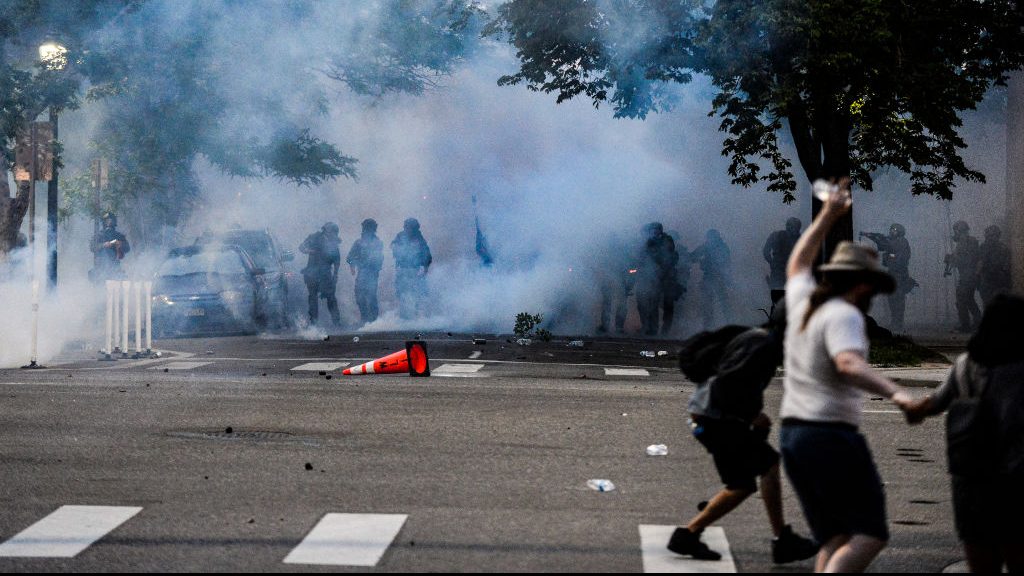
586,479,616,492
646,444,668,456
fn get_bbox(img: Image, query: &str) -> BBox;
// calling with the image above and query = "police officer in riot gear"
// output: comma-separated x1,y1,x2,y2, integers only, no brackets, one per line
89,212,130,283
693,228,733,329
300,222,342,326
979,225,1012,307
634,222,681,336
346,218,384,325
391,218,432,320
763,217,801,291
859,223,916,333
944,220,982,332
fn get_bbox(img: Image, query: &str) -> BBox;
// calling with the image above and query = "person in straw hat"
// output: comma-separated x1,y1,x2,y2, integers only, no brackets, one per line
779,178,915,573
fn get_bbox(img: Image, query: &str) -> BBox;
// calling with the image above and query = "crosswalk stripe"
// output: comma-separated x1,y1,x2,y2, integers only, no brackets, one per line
468,351,482,359
433,363,485,376
0,505,142,558
639,525,736,573
291,362,351,371
605,368,650,377
147,361,212,370
283,513,407,566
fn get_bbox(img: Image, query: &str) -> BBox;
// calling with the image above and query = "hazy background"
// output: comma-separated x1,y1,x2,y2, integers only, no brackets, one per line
1,1,1010,366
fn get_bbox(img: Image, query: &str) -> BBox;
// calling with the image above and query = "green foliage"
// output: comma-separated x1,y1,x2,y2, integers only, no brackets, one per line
487,0,1024,201
513,312,552,341
868,336,949,368
326,0,485,98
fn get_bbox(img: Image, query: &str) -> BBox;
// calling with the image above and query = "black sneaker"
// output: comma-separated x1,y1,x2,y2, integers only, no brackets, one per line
771,525,818,564
667,527,722,561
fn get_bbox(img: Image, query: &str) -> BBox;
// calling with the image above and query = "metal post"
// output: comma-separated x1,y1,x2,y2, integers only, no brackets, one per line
24,280,41,369
46,108,58,291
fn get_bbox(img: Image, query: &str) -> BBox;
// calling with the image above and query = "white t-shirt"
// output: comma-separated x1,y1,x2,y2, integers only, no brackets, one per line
781,270,869,427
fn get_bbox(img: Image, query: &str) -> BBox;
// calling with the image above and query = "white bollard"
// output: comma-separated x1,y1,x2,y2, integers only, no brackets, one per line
29,280,39,365
121,280,130,357
112,280,121,353
134,281,142,356
104,281,115,358
144,281,153,352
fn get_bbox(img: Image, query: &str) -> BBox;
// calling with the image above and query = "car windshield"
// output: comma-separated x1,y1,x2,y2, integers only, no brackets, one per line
221,232,277,270
158,250,247,277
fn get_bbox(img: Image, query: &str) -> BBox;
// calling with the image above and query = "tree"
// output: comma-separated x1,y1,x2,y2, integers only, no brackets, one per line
0,0,136,255
487,0,1024,253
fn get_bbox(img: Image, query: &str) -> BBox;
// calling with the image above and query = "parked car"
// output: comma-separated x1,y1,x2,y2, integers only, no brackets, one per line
151,244,288,337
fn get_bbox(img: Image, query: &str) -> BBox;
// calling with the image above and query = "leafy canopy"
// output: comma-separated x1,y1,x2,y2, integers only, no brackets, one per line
487,0,1024,202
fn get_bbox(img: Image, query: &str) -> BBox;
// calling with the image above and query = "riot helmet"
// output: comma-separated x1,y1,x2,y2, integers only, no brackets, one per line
643,222,663,240
953,220,970,241
101,211,117,229
323,222,340,237
361,218,378,233
984,225,1002,241
403,218,420,233
889,223,905,238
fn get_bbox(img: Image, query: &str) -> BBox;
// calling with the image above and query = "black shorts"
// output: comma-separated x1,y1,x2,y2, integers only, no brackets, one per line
952,474,1024,543
692,416,779,492
780,420,889,543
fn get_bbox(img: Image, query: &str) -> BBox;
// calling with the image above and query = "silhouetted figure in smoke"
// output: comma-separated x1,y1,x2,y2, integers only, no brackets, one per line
89,212,130,283
667,229,693,334
635,222,681,336
347,218,384,325
945,220,982,332
860,223,916,333
391,218,432,320
979,225,1012,307
763,217,801,291
300,222,341,326
597,233,633,334
694,228,733,329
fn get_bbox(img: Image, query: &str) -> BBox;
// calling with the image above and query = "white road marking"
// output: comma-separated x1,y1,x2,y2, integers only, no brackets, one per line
639,525,736,573
605,368,650,377
283,513,407,566
0,505,142,558
863,409,902,414
433,363,485,374
468,351,482,359
291,362,351,371
147,361,212,370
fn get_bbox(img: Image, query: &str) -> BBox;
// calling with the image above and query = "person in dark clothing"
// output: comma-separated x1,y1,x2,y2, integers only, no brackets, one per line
597,233,633,334
763,217,801,291
89,212,130,283
860,223,916,333
391,218,432,320
902,295,1024,574
978,225,1011,307
634,222,682,336
346,218,384,325
945,221,982,332
668,303,818,564
694,229,733,329
299,222,341,326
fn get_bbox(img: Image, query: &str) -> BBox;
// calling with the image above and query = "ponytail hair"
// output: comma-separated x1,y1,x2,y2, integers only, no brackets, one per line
801,272,867,331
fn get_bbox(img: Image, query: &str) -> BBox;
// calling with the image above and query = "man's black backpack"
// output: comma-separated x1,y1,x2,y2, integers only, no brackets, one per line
677,325,749,383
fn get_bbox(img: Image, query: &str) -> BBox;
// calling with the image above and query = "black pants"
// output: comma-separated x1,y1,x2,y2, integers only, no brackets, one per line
956,280,982,330
354,271,380,324
305,277,339,325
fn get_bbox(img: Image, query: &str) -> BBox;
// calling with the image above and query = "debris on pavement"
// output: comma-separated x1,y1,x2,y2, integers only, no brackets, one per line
304,462,313,471
657,350,669,357
640,350,656,358
646,444,668,456
587,479,616,492
516,338,532,346
568,340,585,347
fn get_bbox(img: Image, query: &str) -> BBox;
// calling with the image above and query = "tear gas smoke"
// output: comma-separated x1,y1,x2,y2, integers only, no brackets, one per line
0,1,1012,367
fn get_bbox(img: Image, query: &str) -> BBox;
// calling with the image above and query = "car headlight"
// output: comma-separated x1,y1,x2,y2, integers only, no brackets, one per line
220,290,245,303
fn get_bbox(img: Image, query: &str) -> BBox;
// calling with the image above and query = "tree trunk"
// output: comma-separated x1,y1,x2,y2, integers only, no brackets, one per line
1008,71,1024,297
0,168,32,257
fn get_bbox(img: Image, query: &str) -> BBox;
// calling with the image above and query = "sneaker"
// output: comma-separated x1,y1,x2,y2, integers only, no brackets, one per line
667,527,722,561
771,525,818,564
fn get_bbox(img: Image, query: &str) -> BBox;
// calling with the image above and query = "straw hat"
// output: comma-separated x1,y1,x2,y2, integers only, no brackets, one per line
819,241,896,293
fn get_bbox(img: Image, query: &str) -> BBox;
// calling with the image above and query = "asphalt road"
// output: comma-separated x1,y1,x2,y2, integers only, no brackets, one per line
0,334,962,572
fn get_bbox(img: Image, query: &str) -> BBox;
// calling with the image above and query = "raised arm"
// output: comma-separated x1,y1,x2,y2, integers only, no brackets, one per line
787,179,852,279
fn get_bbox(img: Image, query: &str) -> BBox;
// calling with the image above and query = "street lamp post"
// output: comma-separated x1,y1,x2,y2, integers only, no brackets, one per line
39,41,66,291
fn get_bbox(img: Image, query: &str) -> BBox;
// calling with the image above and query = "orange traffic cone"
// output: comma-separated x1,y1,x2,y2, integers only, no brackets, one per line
342,341,430,377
